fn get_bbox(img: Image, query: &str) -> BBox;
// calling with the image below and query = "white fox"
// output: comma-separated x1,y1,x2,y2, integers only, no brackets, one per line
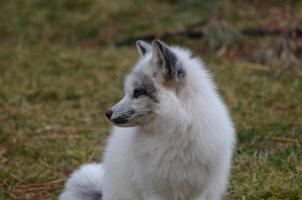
59,40,236,200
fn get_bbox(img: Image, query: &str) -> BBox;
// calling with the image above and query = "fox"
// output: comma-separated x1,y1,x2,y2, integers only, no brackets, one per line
59,39,236,200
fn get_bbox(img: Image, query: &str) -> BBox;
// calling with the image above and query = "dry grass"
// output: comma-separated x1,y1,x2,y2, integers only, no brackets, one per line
0,0,301,199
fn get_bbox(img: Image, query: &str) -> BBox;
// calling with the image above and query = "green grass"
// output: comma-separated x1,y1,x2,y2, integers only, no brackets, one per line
0,0,301,199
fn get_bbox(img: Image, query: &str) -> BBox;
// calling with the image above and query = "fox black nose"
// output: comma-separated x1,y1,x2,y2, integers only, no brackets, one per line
105,110,113,119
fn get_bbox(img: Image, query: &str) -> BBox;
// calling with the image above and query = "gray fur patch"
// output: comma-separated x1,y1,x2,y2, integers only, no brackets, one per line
136,40,151,56
80,191,102,200
152,40,185,79
138,43,147,55
133,73,158,102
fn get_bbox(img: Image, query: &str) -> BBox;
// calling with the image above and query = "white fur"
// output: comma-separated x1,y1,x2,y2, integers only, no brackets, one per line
59,163,104,200
60,44,236,200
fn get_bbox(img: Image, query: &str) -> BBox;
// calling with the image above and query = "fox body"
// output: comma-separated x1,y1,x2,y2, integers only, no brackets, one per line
59,40,235,200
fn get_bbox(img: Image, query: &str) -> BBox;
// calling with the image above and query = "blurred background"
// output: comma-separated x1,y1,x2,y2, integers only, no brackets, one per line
0,0,301,199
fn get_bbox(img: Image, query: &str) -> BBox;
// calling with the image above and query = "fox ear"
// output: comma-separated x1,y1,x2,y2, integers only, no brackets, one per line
136,40,151,57
151,39,185,80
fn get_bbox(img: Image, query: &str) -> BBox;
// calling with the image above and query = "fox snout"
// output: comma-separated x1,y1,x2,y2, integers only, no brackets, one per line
105,108,135,125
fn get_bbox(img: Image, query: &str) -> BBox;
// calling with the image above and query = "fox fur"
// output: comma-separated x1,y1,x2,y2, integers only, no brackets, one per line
59,40,236,200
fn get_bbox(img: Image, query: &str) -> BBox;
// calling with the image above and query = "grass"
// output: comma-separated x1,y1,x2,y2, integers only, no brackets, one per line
0,0,301,199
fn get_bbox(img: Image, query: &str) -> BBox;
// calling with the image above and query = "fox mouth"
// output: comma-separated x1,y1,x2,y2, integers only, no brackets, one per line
112,117,128,124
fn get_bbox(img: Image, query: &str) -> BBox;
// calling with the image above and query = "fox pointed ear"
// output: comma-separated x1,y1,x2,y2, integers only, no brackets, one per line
151,39,185,80
136,40,151,57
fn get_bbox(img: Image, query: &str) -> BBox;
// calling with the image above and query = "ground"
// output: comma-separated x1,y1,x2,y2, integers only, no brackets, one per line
0,0,301,199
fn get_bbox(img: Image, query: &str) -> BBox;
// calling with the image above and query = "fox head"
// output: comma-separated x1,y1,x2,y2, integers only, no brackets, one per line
105,39,191,128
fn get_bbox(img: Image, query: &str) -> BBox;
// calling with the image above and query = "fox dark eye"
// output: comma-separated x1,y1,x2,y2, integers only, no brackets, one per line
133,88,148,98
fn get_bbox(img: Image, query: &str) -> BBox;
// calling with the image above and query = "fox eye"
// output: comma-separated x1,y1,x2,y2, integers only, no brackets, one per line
133,88,148,98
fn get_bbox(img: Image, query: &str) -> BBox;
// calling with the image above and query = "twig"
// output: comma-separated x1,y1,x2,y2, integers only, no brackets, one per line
269,136,300,144
115,19,302,46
